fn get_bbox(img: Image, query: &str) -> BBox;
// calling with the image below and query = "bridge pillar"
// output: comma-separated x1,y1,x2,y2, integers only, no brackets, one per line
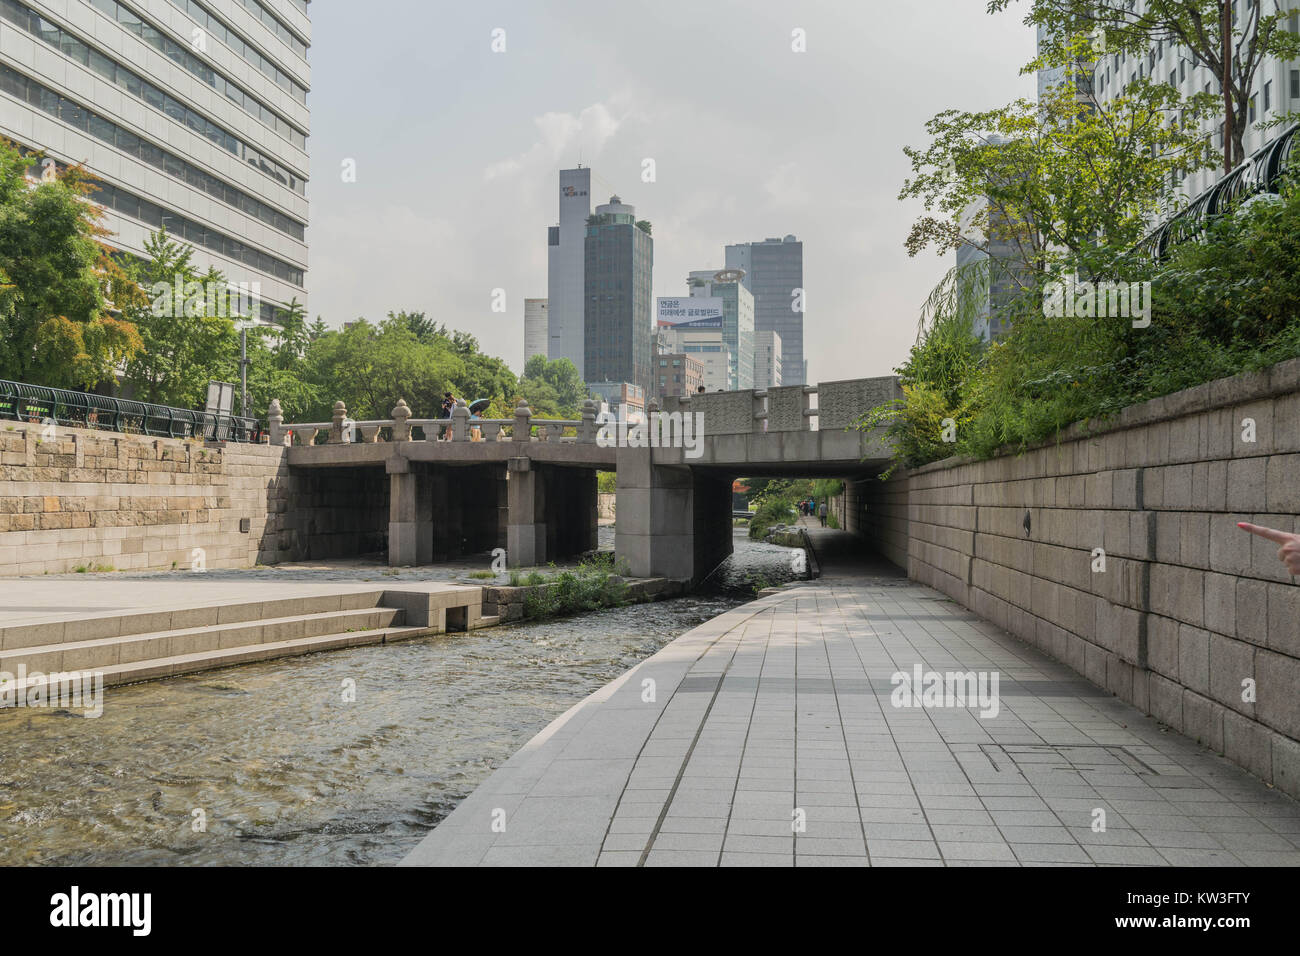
614,449,732,582
507,457,545,567
387,456,424,566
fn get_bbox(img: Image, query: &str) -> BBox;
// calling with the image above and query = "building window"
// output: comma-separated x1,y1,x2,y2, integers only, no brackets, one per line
1264,80,1271,113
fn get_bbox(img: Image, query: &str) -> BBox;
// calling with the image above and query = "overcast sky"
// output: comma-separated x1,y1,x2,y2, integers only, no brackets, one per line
304,0,1037,382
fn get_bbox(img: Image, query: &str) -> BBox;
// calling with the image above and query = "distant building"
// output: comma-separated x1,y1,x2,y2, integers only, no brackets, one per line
725,236,804,385
653,353,705,400
955,136,1031,342
686,269,753,391
583,195,653,393
547,167,591,377
524,298,548,364
754,330,783,390
657,319,730,392
588,381,645,418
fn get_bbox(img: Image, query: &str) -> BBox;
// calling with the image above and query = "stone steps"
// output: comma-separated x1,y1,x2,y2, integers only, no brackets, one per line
0,584,491,702
5,623,432,696
0,606,405,675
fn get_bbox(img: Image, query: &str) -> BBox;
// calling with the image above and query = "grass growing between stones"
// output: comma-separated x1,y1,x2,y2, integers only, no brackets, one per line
521,553,632,620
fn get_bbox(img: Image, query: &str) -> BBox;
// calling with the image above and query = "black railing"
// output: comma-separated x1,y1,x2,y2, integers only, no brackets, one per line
1135,122,1299,262
0,379,262,442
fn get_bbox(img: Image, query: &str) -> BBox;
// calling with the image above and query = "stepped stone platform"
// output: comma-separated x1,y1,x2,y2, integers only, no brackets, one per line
0,579,487,698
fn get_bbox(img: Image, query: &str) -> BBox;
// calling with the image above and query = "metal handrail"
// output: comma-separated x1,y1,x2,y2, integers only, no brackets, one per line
0,378,262,442
1134,122,1298,262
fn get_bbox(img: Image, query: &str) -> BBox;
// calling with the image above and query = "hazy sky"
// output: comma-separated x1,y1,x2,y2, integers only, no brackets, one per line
304,0,1037,382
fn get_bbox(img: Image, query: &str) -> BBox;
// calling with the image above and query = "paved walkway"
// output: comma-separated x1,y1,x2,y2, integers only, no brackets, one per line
404,551,1300,867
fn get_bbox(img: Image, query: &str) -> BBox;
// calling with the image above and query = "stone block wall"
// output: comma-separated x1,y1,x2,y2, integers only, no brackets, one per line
0,422,292,574
288,465,389,559
859,359,1300,798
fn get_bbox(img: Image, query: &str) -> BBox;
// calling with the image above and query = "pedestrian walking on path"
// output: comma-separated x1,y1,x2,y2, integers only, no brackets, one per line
818,500,827,527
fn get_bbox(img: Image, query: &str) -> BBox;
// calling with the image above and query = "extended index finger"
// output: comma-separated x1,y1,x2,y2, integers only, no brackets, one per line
1237,522,1293,545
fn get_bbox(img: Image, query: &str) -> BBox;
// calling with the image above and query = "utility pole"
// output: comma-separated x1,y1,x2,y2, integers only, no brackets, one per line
1223,0,1234,173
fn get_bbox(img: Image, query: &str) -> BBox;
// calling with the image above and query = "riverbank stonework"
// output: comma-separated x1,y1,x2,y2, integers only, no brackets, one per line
0,423,292,575
481,577,687,621
849,358,1300,800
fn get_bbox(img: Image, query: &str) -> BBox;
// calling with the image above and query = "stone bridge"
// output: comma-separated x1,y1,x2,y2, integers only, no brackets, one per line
273,377,901,580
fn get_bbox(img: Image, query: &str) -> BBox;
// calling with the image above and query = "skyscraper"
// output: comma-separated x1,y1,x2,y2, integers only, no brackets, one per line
546,166,591,377
583,195,652,392
725,236,804,385
0,0,311,324
523,298,547,364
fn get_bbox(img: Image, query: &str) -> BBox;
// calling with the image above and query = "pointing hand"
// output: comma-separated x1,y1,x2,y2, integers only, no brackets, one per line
1238,523,1300,577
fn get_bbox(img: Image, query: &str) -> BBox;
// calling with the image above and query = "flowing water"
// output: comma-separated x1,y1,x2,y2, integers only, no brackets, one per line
0,531,804,866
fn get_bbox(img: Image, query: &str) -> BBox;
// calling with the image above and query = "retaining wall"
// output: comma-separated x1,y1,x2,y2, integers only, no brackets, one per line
0,423,293,574
855,358,1300,798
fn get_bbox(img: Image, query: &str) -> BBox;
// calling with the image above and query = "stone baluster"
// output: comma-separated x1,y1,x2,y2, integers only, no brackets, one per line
329,401,347,444
391,399,411,441
512,399,532,443
268,399,290,446
578,399,597,444
452,399,470,442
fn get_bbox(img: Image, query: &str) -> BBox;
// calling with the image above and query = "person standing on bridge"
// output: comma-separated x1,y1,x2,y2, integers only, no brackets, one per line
1238,523,1300,577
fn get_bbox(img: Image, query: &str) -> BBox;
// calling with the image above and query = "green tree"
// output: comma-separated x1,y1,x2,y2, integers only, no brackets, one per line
521,355,587,415
0,142,142,387
900,69,1218,272
991,0,1300,169
120,230,238,407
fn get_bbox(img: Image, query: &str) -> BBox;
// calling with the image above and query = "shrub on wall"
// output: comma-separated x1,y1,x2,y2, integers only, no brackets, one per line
864,182,1300,470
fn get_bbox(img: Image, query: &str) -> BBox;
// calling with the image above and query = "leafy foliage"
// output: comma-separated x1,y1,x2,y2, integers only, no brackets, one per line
866,183,1300,468
989,0,1300,167
0,141,143,388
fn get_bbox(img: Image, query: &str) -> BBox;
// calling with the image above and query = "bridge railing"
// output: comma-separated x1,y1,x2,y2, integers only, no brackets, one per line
269,397,591,446
270,377,901,448
653,377,901,436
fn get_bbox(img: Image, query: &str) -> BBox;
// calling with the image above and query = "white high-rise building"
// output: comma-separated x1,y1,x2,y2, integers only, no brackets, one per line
755,329,782,390
0,0,311,323
1086,4,1300,199
523,297,547,364
546,166,591,377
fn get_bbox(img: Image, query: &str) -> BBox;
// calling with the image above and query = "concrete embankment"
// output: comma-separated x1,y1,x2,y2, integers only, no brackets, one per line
845,358,1300,800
